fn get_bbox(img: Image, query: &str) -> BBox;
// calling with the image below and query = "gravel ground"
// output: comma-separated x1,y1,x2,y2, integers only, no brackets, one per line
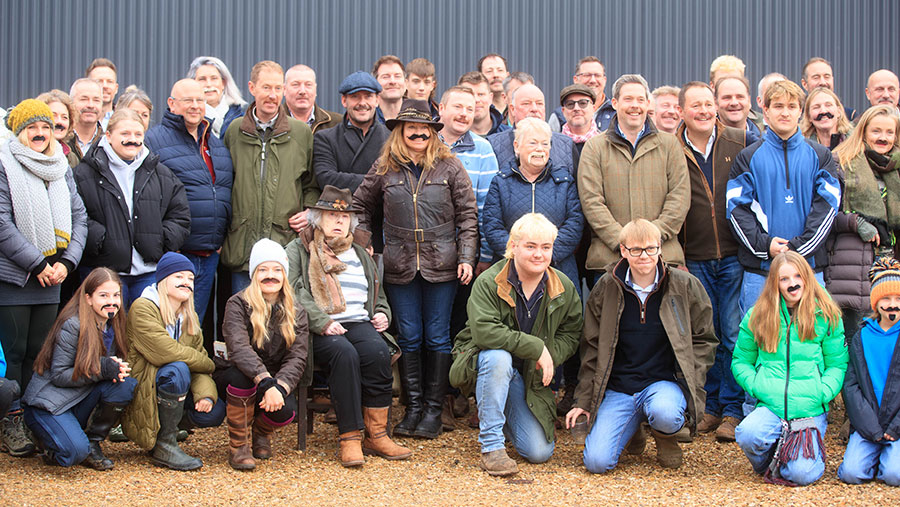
1,401,898,506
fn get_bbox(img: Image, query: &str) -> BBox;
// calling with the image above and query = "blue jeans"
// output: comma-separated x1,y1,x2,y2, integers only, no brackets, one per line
119,272,157,309
24,378,137,467
582,381,686,474
183,251,219,322
384,274,457,353
735,407,827,486
686,256,744,419
475,349,554,463
838,431,900,486
156,362,225,427
231,271,251,296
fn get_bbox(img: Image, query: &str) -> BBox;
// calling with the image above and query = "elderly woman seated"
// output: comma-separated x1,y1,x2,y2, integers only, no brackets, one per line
482,117,584,296
286,185,410,467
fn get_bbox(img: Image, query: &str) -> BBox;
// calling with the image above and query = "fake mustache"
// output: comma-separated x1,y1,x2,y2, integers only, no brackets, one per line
261,278,281,284
54,124,66,131
30,135,47,143
103,304,119,319
407,133,430,141
882,306,900,322
814,111,835,121
176,284,194,292
203,87,218,94
786,284,802,294
121,141,143,148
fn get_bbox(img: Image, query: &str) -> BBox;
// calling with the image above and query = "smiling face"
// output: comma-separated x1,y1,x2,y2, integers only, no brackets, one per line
106,118,145,160
574,61,607,101
876,294,900,323
88,66,118,107
254,261,285,299
806,91,840,134
715,77,751,128
513,128,551,171
802,61,834,91
375,63,406,101
763,94,802,140
164,270,195,304
620,237,660,279
285,66,317,117
865,114,898,155
777,261,805,308
341,90,377,128
248,68,285,121
469,81,491,122
85,280,122,321
652,93,681,133
439,91,475,138
866,70,900,108
71,81,103,127
168,79,206,132
561,93,596,130
320,209,351,240
402,122,432,154
510,84,545,124
194,64,225,107
480,56,508,94
47,101,70,141
612,83,649,132
681,86,717,137
24,121,53,153
511,236,553,279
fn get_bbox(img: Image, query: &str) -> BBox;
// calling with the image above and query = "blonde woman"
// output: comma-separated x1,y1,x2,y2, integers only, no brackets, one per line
218,239,308,470
732,251,847,486
122,252,224,471
36,90,78,167
801,87,853,149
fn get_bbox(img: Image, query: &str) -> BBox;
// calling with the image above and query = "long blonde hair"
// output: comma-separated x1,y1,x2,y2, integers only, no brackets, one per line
243,274,297,349
376,123,452,175
834,105,900,167
801,87,853,139
748,251,841,353
157,280,200,337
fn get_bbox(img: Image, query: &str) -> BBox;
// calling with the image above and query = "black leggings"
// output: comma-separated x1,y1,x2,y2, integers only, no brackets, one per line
0,304,57,407
313,321,393,433
215,366,298,424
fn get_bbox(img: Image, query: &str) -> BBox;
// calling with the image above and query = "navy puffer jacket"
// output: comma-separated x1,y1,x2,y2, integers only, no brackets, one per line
482,158,584,296
145,111,233,251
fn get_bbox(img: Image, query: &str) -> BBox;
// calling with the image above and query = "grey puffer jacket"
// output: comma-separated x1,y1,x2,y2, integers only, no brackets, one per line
23,316,122,415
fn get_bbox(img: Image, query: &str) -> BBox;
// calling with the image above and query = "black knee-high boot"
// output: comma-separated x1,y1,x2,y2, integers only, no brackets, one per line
393,351,423,437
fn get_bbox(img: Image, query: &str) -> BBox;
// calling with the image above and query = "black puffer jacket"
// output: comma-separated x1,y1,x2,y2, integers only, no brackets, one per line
843,321,900,441
824,212,874,313
73,143,191,272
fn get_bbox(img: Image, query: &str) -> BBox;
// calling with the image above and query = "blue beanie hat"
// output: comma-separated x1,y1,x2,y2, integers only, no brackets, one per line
155,252,195,284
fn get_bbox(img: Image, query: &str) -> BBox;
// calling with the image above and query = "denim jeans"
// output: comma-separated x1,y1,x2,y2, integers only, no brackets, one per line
384,274,457,353
156,361,225,428
686,256,744,419
120,272,157,309
582,381,686,474
838,431,900,486
475,349,554,463
231,271,251,296
183,251,219,323
735,407,828,486
24,378,137,467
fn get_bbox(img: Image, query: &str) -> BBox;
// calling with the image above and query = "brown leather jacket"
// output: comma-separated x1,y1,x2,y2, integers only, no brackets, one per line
353,155,478,285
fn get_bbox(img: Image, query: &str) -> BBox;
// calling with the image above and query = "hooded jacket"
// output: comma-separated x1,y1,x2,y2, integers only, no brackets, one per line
843,318,900,441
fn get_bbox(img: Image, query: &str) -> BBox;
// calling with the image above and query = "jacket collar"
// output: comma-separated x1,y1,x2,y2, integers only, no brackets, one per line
611,257,669,295
494,258,565,308
764,125,804,148
161,109,212,141
239,101,292,136
607,114,657,150
313,105,333,129
445,130,475,153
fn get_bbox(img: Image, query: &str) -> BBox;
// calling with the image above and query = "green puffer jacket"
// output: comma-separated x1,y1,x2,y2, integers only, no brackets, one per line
121,290,217,450
222,103,319,271
732,300,848,420
450,259,582,443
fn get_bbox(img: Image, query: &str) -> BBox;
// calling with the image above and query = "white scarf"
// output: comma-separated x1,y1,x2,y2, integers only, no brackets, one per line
0,138,72,256
206,100,231,137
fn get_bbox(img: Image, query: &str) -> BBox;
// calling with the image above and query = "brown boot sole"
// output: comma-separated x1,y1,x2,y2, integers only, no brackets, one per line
480,462,518,476
363,446,412,460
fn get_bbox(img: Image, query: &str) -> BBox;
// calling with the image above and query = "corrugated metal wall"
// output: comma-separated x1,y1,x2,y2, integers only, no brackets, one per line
2,0,897,119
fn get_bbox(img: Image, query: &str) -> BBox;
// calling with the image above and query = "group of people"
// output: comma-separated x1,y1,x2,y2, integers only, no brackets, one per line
0,51,898,487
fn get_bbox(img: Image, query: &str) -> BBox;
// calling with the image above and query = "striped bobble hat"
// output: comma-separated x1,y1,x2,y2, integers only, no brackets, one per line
869,256,900,311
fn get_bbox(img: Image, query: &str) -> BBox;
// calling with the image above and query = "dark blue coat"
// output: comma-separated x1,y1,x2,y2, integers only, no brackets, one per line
482,158,584,296
221,103,245,139
145,110,233,251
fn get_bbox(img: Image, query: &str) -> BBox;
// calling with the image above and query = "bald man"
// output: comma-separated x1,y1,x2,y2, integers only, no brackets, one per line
866,69,900,111
284,64,340,133
144,78,235,322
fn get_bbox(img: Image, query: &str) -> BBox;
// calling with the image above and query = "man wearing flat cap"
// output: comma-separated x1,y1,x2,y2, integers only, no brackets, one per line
558,84,600,154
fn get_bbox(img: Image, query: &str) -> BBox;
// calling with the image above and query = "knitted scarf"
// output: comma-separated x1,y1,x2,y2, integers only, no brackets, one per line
0,139,72,256
308,227,354,315
842,148,900,230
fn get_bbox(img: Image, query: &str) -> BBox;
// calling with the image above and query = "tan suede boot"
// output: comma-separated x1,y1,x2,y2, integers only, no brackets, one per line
650,428,683,468
362,407,412,460
225,387,256,470
338,430,365,467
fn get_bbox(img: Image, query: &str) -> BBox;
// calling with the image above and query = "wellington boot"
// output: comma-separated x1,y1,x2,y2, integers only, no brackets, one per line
150,390,202,471
413,351,451,439
338,431,365,467
394,351,424,437
82,402,126,470
362,407,411,460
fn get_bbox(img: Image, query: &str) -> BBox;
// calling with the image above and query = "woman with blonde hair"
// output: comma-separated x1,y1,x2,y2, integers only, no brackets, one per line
115,86,153,130
801,87,853,149
122,252,224,471
36,90,78,167
217,239,308,470
826,105,900,341
732,251,847,486
353,99,478,440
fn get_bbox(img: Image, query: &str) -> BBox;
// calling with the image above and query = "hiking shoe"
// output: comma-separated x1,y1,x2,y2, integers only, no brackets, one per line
1,413,35,457
715,416,739,442
696,413,722,434
480,449,518,476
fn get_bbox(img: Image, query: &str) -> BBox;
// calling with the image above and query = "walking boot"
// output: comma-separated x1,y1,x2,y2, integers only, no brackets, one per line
480,449,518,476
150,390,202,471
413,351,451,439
83,402,127,470
225,386,256,471
696,413,722,434
338,430,365,467
650,428,683,468
1,410,36,457
715,416,739,442
393,350,424,437
362,406,412,460
252,415,276,460
441,395,456,432
624,423,647,455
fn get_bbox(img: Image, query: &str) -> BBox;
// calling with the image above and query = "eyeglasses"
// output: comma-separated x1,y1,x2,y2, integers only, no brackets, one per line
170,97,206,105
576,72,605,80
563,99,593,110
623,245,660,257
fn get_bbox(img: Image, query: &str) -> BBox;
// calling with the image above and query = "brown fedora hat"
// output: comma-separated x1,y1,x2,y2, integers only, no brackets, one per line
309,185,355,213
385,98,444,131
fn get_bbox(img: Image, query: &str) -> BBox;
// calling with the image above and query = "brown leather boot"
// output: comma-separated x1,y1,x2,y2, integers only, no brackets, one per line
252,416,275,460
226,387,256,470
362,407,412,460
650,428,683,468
338,430,365,467
624,423,647,455
441,396,456,432
697,413,723,434
715,416,739,442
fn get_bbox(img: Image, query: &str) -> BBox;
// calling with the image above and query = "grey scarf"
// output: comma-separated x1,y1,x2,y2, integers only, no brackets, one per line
0,139,72,256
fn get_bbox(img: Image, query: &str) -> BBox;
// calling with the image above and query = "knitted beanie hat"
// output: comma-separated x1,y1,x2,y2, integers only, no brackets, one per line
155,252,196,284
249,238,289,277
5,99,54,135
869,257,900,311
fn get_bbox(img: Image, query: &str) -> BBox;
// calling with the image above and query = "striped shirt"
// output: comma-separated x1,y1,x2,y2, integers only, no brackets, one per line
331,248,370,323
445,131,500,262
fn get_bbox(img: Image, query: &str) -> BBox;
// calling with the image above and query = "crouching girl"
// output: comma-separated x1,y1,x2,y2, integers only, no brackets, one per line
23,268,135,469
838,258,900,486
732,251,848,486
122,252,225,471
217,239,308,470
